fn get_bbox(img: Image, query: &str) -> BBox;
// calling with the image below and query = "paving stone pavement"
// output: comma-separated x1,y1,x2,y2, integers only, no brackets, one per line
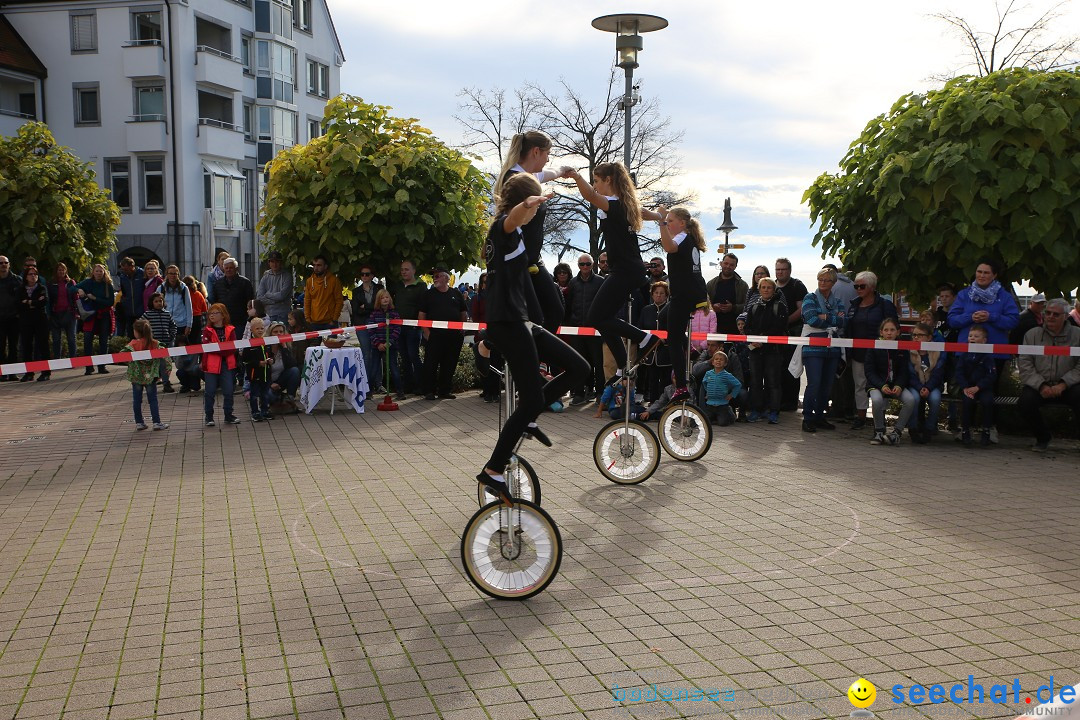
0,370,1078,720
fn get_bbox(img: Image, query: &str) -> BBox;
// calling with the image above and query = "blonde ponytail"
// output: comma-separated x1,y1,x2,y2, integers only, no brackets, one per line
494,131,552,202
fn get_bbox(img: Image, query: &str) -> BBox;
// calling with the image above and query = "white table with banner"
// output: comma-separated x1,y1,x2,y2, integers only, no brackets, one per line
299,346,368,414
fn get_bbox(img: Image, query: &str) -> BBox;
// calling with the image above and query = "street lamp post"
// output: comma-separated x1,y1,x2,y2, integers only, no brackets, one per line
717,197,739,254
591,13,668,172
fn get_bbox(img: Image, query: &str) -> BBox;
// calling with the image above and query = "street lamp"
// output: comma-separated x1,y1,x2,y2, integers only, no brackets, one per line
716,197,740,254
591,13,668,172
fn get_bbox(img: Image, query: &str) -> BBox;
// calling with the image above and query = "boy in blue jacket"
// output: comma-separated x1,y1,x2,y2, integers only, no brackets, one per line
954,324,997,446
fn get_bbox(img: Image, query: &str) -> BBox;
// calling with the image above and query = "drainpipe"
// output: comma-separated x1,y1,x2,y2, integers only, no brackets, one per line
165,0,181,270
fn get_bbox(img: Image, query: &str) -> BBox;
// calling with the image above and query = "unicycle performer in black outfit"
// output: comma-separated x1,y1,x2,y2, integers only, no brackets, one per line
477,173,587,504
656,206,709,404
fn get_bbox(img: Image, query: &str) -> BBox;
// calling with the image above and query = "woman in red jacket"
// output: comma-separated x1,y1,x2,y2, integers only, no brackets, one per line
201,303,240,427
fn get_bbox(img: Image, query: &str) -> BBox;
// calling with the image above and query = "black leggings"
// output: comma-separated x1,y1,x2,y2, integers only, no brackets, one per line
659,294,699,389
484,322,588,473
531,264,565,335
586,269,647,368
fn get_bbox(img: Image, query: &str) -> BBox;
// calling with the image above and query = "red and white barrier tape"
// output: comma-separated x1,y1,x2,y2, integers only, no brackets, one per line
2,320,1077,376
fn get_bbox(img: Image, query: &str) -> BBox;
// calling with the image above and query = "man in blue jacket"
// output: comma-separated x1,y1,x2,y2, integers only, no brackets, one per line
115,257,144,338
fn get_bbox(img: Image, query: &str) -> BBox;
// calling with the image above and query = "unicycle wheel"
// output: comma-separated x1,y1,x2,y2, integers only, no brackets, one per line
593,419,660,485
460,499,562,600
477,454,541,507
658,403,713,461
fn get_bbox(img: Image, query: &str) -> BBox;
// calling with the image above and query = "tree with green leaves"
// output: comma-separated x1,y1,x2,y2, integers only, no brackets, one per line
258,96,491,286
0,122,119,276
804,68,1080,302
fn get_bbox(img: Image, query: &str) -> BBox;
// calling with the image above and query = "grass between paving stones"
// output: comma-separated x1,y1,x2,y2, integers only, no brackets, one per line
225,457,253,716
152,458,187,719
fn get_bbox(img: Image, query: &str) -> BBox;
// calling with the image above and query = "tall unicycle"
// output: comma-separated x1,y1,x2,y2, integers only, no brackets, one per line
592,297,661,484
460,498,562,600
658,316,712,461
476,362,541,507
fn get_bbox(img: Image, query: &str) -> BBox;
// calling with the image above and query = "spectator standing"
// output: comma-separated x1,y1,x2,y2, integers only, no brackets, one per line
825,263,858,422
418,268,467,400
1017,298,1080,452
553,262,572,307
201,303,241,427
743,265,771,311
48,262,79,362
844,271,898,430
745,276,788,424
211,258,255,345
141,260,164,310
161,265,192,346
390,260,427,395
565,253,605,405
206,251,229,298
596,252,609,277
948,259,1020,442
935,282,961,431
16,266,50,381
774,258,808,411
350,263,383,389
142,293,177,393
76,264,115,375
639,281,670,402
470,273,501,404
0,255,20,381
183,275,207,340
124,318,169,431
368,289,404,399
256,251,293,323
706,253,748,336
799,267,846,432
1070,299,1080,327
114,256,144,338
1010,292,1046,344
303,255,343,331
241,317,273,421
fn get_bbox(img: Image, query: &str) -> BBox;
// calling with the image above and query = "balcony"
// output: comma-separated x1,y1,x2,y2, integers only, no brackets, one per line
126,117,168,153
0,110,34,137
197,118,246,160
123,41,166,78
195,46,244,92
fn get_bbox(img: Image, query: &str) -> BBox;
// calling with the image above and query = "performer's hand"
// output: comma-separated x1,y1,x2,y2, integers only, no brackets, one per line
524,193,553,209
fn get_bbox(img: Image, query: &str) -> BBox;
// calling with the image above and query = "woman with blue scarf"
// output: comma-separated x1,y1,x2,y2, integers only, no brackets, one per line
800,267,847,433
948,259,1020,437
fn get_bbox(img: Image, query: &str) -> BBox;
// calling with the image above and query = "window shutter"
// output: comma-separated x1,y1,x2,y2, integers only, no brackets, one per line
72,15,96,51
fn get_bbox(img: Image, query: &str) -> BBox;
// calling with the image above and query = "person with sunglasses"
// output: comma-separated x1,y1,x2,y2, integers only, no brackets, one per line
350,263,383,389
565,253,605,405
843,271,898,431
1017,298,1080,452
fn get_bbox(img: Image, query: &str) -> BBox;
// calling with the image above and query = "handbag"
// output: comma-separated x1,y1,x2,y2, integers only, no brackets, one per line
76,296,97,321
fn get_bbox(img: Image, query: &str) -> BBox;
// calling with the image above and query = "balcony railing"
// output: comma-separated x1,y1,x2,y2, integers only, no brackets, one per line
0,108,36,120
195,44,239,63
198,117,241,132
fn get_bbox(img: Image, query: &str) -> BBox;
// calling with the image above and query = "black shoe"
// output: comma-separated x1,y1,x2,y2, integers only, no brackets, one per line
815,419,836,431
476,473,513,506
98,367,109,374
424,393,437,400
225,416,242,425
961,430,973,446
523,425,552,447
84,367,95,376
437,393,457,400
20,373,33,382
162,383,175,393
37,372,50,382
394,392,407,400
802,420,817,433
585,390,598,402
851,417,866,431
569,395,587,407
980,430,991,447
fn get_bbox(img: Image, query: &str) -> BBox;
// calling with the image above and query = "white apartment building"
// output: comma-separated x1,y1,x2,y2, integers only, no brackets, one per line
0,0,343,280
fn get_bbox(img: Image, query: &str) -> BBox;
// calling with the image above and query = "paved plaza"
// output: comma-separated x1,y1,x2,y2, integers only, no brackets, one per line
0,370,1078,720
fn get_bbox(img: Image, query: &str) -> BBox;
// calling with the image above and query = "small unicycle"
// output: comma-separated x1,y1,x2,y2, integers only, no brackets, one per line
592,297,661,484
476,361,542,506
460,498,562,600
658,315,712,461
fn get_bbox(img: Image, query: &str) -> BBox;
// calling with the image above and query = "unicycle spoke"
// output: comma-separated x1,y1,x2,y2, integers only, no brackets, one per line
593,420,659,484
658,403,712,461
461,499,562,600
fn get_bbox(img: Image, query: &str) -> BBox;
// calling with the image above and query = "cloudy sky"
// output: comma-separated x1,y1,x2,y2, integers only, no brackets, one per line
324,0,1077,284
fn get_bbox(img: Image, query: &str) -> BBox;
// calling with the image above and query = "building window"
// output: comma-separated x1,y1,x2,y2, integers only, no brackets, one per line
306,60,328,98
131,11,162,44
106,159,131,212
141,158,165,211
256,40,295,103
307,117,321,141
272,0,293,39
70,12,97,53
241,35,252,74
256,106,296,164
134,86,165,121
243,102,255,141
295,0,311,31
74,84,100,125
202,165,247,229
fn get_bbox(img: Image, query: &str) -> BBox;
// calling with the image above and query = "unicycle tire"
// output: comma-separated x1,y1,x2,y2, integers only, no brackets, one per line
477,454,541,507
592,419,660,485
460,499,562,600
658,403,713,461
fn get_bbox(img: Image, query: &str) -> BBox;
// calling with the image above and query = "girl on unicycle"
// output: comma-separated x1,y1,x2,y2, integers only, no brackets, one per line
655,206,708,405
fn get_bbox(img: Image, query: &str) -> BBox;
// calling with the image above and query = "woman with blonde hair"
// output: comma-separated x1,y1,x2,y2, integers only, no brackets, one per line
566,162,665,378
75,263,115,375
656,205,708,402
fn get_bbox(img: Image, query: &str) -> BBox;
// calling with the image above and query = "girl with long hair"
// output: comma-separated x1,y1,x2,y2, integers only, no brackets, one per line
566,162,665,378
124,317,169,430
655,206,708,402
75,263,115,375
201,303,240,426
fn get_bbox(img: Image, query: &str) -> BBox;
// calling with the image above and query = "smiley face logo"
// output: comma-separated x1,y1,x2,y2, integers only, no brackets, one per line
848,678,876,709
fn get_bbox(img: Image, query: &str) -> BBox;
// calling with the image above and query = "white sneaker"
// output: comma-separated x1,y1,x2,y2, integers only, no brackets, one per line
152,422,169,431
135,422,148,431
989,427,999,444
887,430,901,446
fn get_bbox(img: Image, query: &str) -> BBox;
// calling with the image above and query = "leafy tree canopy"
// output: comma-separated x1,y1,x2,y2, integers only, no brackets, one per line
258,96,490,286
805,68,1080,302
0,122,119,277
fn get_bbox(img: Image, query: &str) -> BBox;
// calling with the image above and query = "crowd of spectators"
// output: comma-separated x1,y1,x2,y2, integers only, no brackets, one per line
2,250,1079,451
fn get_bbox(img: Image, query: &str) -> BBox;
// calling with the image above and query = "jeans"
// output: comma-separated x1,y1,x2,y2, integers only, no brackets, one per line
370,347,402,393
1018,383,1080,445
961,389,994,431
270,366,300,399
83,325,110,370
248,379,270,415
909,388,942,433
749,350,782,413
705,404,735,426
51,312,78,359
852,360,869,411
423,330,463,396
399,325,424,393
869,387,916,431
132,383,161,424
158,359,172,386
801,354,839,423
204,370,235,420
